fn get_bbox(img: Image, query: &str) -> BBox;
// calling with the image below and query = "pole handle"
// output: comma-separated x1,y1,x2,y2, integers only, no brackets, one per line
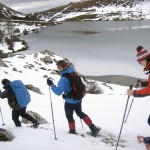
129,84,133,90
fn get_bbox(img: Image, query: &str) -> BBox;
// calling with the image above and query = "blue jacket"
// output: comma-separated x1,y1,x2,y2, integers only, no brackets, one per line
51,67,81,104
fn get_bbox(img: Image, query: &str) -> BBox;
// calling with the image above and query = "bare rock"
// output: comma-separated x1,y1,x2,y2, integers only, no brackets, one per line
21,111,49,124
26,84,42,94
0,59,7,67
40,56,53,64
0,128,13,141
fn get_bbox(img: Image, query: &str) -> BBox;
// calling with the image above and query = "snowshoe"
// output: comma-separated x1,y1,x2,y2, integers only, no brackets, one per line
137,135,150,150
137,135,144,143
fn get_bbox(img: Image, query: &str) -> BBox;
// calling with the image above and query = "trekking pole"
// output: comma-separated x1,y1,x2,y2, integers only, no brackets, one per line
123,96,134,123
48,86,57,140
115,84,133,150
80,118,84,128
124,85,139,123
0,106,5,126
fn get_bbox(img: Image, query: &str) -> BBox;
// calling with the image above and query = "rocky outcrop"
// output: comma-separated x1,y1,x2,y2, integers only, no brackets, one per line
0,128,13,141
21,111,49,124
0,59,7,67
26,84,42,94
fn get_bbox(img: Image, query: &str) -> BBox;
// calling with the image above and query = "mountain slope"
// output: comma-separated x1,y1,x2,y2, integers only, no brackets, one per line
26,0,150,21
0,2,25,20
0,0,150,22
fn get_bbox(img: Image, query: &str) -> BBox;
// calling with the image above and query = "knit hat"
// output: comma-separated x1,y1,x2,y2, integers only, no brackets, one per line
1,79,10,86
136,49,150,62
136,46,144,52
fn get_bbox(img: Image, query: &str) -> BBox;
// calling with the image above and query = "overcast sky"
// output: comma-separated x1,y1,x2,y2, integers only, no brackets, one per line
1,0,80,13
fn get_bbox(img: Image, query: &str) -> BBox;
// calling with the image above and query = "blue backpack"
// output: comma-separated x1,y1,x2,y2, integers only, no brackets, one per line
10,80,31,107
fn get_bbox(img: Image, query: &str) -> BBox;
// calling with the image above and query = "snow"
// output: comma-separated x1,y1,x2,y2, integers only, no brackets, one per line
0,49,150,150
1,0,150,20
1,0,150,54
0,1,150,149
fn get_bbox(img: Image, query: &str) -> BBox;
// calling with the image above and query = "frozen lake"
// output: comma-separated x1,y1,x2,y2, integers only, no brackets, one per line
20,20,150,78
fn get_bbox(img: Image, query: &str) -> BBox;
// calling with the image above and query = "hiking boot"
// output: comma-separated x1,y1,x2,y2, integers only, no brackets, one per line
32,121,39,129
89,124,101,137
144,137,150,144
68,130,77,135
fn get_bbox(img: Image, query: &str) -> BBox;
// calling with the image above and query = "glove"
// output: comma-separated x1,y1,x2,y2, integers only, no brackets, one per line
62,94,66,99
127,89,134,96
135,79,141,88
47,78,53,86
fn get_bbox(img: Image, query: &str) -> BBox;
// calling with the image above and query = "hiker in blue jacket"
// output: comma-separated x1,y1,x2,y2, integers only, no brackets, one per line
0,79,39,128
47,60,100,137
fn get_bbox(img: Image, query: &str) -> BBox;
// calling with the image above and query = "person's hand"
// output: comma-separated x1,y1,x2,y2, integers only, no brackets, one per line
47,78,53,86
127,89,134,96
62,94,66,99
135,79,141,88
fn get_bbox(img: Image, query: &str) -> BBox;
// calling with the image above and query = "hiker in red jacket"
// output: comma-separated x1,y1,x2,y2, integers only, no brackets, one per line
127,46,150,149
127,46,150,96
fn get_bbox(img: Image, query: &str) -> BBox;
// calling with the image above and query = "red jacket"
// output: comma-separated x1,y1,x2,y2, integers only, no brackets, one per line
134,76,150,97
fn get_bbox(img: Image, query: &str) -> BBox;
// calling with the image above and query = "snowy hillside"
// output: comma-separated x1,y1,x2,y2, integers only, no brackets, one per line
0,0,150,53
1,0,150,22
0,50,150,150
0,1,150,149
27,0,150,21
0,3,25,20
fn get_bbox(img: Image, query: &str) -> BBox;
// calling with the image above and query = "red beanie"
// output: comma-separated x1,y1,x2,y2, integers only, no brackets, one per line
136,49,150,62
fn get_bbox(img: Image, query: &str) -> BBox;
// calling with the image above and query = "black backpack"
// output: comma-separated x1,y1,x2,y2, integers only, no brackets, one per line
62,72,86,100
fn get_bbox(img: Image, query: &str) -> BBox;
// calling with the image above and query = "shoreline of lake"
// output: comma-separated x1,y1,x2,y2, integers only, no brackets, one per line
85,75,145,86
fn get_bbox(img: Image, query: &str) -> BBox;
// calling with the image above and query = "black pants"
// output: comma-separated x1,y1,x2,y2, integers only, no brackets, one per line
12,107,36,127
65,102,87,122
148,115,150,126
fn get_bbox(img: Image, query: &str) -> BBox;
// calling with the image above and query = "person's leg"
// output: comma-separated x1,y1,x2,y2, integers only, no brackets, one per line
147,115,150,126
20,107,39,128
74,102,101,137
65,103,76,134
12,109,21,127
141,115,150,144
74,102,92,126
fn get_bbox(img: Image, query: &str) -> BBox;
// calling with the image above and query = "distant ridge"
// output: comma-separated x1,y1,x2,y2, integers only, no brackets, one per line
0,2,25,20
86,75,145,86
0,0,149,22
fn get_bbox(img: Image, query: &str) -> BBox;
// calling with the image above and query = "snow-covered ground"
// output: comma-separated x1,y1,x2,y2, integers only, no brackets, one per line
0,1,150,149
0,49,150,150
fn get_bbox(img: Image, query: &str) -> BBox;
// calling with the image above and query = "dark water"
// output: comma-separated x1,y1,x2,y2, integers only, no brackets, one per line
20,20,150,78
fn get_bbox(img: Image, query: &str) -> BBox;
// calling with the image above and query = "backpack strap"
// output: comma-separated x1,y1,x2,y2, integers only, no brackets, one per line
62,72,74,78
61,73,74,99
